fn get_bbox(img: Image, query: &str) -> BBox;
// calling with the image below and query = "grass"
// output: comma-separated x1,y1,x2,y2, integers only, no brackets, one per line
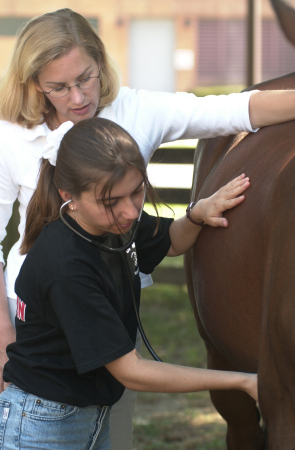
133,284,227,449
139,284,206,366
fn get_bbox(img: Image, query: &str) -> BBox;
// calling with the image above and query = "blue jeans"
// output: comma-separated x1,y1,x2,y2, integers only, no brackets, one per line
8,297,139,450
0,384,111,450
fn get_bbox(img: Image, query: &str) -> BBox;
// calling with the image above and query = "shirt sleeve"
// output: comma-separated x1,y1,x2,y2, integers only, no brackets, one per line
49,275,135,375
0,138,19,265
113,87,259,164
135,211,173,274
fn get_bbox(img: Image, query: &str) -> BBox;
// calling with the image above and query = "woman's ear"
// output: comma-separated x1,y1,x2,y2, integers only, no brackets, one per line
59,189,72,203
33,80,43,93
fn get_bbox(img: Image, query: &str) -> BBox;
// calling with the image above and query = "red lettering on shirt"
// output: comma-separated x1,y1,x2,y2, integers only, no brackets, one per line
16,296,26,322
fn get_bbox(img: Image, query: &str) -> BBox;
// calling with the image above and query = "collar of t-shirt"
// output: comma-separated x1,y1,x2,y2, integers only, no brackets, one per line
63,213,113,244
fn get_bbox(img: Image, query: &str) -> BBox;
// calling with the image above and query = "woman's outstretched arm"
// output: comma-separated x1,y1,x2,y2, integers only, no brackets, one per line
106,349,258,402
249,90,295,129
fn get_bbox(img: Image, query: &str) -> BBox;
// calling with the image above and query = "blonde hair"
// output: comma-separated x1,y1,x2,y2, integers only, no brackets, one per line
0,9,120,128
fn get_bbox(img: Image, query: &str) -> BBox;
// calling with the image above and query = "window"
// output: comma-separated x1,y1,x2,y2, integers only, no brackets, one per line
198,19,246,85
197,18,295,85
262,20,295,80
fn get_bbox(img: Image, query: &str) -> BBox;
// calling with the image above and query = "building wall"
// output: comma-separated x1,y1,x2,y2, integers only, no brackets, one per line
0,0,280,91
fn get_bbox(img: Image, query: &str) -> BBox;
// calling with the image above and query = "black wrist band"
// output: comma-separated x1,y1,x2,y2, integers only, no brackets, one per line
186,202,206,227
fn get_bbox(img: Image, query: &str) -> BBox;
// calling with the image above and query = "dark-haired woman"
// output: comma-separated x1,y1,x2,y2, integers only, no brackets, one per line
0,117,256,450
0,8,295,450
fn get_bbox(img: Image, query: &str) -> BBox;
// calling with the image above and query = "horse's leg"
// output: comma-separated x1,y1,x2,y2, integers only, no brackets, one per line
258,178,295,449
207,346,265,450
184,251,265,450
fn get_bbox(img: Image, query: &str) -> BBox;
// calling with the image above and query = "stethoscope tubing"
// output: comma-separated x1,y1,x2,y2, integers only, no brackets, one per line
59,198,162,363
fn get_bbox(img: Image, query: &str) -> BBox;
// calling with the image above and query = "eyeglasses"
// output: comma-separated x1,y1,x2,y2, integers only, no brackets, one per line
40,72,100,99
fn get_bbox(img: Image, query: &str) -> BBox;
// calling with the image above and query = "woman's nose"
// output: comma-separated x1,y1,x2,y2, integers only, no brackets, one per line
121,198,139,220
69,85,84,104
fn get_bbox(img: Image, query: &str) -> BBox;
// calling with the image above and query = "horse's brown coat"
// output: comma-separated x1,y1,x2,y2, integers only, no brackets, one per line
185,73,295,449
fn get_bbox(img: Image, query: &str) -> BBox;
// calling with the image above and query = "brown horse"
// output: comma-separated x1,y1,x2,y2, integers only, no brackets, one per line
184,1,295,447
185,71,295,449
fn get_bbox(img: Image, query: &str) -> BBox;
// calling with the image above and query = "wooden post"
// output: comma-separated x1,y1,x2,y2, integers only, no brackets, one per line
247,0,262,87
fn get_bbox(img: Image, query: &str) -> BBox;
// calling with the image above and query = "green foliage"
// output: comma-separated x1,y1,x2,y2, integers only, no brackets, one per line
190,85,246,97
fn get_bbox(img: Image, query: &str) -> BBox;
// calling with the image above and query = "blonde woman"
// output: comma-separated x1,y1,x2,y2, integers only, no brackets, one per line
0,7,295,450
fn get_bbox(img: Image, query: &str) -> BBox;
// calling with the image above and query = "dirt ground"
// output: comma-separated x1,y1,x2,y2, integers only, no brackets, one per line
133,391,227,449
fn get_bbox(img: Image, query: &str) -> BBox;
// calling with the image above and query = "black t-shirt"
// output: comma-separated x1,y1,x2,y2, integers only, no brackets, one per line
3,212,173,407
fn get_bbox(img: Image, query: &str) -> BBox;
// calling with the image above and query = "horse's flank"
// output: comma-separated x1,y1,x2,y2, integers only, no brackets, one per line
185,72,295,448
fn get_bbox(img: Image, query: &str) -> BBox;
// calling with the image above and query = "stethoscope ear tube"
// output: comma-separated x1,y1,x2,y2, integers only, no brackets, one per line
59,195,163,362
59,199,141,253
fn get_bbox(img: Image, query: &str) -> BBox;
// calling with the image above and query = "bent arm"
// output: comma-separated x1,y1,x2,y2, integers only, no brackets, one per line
106,349,257,401
0,131,20,392
249,90,295,129
0,265,16,393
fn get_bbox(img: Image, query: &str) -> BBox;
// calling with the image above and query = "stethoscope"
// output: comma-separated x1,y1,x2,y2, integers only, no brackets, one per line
59,195,162,363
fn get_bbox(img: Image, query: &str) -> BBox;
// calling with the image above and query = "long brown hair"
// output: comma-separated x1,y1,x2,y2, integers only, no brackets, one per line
0,9,120,128
20,118,160,254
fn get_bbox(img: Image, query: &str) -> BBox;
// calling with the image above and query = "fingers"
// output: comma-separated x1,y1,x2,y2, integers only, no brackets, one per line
205,174,250,227
207,197,243,226
224,193,246,210
223,173,247,190
210,190,246,226
210,217,229,228
217,174,250,208
222,175,250,198
217,173,245,193
202,173,250,228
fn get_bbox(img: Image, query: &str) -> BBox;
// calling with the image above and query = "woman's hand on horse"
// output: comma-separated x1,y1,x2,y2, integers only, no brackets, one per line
243,373,258,402
197,174,250,227
167,174,250,257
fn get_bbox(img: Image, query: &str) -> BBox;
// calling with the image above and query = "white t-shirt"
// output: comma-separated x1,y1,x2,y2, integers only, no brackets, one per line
0,87,258,299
